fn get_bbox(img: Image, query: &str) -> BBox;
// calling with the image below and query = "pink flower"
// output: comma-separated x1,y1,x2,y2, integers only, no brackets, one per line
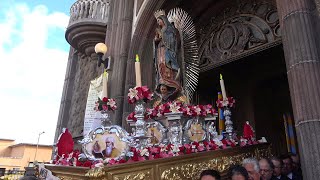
183,106,193,116
197,145,205,152
102,104,108,110
149,147,160,154
127,112,137,121
108,159,117,165
194,106,202,116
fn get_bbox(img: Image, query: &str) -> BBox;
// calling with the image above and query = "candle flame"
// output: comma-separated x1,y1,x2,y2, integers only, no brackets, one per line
220,74,223,80
135,54,140,62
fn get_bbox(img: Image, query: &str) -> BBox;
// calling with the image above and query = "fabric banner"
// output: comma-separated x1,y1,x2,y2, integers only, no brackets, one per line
83,74,104,136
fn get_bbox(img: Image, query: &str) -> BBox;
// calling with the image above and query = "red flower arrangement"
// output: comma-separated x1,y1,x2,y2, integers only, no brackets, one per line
126,108,157,122
182,104,217,117
126,102,218,122
157,101,184,116
94,97,117,111
216,97,235,108
126,112,137,122
127,86,153,104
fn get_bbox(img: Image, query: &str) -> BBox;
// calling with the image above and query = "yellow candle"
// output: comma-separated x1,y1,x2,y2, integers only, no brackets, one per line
219,74,227,100
135,54,142,87
102,70,108,98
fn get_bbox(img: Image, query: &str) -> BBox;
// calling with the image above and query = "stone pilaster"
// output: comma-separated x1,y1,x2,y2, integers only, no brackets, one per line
276,0,320,178
107,0,134,125
54,47,78,143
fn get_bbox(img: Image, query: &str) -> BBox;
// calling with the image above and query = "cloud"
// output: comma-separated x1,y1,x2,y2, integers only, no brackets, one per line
0,3,70,145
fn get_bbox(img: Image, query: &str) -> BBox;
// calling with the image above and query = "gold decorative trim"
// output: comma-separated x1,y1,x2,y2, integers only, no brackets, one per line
46,144,271,180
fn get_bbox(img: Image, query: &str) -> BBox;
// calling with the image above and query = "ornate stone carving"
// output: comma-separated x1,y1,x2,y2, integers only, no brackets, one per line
69,0,110,26
199,1,281,71
65,0,110,56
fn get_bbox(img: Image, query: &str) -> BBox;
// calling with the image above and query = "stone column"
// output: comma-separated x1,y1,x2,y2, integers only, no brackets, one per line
276,0,320,178
107,0,134,125
54,47,78,143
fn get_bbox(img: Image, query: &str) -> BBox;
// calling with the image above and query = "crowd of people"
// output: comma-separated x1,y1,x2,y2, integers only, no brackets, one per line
200,153,302,180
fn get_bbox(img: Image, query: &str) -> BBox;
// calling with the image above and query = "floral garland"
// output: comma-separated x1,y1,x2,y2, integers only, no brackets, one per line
128,86,153,104
53,139,259,169
94,97,117,111
101,139,242,166
216,97,235,108
126,102,218,122
183,104,218,117
54,150,93,168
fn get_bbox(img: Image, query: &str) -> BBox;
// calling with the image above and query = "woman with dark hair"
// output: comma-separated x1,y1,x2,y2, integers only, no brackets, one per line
229,165,250,180
199,169,221,180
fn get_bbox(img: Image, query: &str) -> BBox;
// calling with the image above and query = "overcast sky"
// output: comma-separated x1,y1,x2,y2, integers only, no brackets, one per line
0,0,75,145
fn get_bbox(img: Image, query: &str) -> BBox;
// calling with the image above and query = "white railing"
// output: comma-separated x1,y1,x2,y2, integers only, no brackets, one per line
69,0,110,26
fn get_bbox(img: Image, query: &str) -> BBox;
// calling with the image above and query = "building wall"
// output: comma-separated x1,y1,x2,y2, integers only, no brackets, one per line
0,140,15,157
0,143,53,170
10,146,25,157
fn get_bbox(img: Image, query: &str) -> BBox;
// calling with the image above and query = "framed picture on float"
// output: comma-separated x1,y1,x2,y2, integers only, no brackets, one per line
80,126,133,161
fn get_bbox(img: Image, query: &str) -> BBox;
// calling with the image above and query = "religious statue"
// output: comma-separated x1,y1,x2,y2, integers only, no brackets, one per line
149,128,159,144
169,121,182,145
243,121,255,140
206,121,218,141
152,9,200,106
153,10,182,104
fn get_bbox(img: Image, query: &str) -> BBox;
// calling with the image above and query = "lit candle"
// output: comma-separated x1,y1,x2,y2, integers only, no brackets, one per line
102,70,108,98
219,74,227,100
135,54,142,87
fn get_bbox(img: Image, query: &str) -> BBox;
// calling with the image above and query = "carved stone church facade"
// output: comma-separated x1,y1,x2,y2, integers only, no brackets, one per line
55,0,320,178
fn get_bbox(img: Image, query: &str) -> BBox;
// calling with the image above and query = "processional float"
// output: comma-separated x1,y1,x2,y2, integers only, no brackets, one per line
41,8,269,180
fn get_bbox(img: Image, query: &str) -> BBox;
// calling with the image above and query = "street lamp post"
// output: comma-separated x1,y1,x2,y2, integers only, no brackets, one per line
34,131,45,163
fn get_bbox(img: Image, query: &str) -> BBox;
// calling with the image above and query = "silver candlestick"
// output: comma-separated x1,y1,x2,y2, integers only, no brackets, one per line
223,107,233,140
133,101,150,149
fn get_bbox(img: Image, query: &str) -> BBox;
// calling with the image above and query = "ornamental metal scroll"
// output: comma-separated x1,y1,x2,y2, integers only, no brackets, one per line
198,1,281,72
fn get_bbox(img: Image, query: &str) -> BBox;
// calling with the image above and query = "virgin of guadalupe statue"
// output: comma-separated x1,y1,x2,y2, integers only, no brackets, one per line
153,9,200,106
153,10,182,104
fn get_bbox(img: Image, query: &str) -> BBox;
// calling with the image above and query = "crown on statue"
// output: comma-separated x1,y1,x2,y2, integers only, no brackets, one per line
154,9,166,19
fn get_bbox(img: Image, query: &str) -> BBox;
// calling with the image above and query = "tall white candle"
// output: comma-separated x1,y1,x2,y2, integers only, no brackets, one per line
135,54,142,87
219,74,227,100
102,70,108,98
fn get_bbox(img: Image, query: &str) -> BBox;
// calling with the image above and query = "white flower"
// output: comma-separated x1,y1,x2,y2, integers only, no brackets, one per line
140,148,149,156
171,145,180,153
95,162,104,167
169,102,181,113
126,152,134,157
214,140,223,146
107,98,116,107
128,88,138,99
194,106,201,115
159,144,167,152
103,158,111,163
222,100,229,107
